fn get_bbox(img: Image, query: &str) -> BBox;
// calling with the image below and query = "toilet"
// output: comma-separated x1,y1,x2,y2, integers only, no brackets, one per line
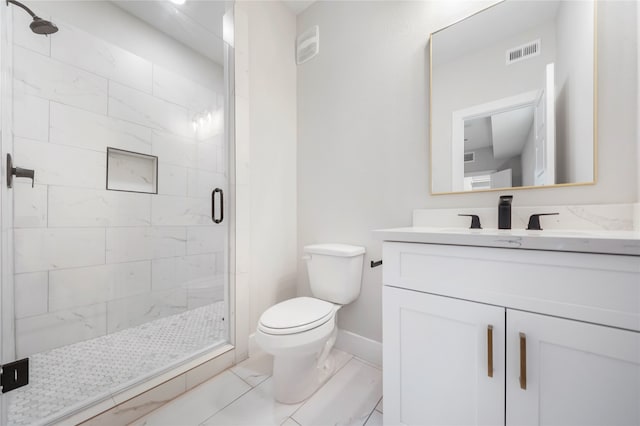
255,243,365,404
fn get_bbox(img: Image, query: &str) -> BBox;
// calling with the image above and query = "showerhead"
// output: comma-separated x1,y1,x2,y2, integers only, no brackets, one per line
6,0,58,36
29,16,58,35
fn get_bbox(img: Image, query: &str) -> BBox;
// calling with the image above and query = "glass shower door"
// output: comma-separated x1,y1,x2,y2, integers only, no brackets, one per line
1,1,233,424
0,1,13,423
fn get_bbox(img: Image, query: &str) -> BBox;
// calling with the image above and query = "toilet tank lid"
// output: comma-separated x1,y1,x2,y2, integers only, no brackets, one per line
304,244,365,257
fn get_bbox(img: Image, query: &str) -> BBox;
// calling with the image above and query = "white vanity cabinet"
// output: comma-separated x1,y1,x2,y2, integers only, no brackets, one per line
384,288,505,426
382,241,640,426
506,310,640,426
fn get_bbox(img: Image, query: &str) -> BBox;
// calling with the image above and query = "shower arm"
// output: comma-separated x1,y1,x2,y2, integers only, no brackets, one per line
6,0,38,19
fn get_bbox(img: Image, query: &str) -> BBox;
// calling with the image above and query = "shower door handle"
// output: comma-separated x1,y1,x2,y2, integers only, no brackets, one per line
212,188,224,224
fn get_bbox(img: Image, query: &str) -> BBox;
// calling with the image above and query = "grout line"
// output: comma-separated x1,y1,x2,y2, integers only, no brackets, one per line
149,257,154,293
362,408,375,426
15,133,221,175
46,270,50,314
46,184,50,228
21,251,221,274
47,23,52,57
289,352,356,420
106,79,110,116
48,100,154,152
17,43,160,99
334,354,356,375
350,355,382,371
47,99,51,142
15,53,224,144
281,417,302,426
104,227,107,265
130,366,232,426
197,374,256,425
227,364,267,389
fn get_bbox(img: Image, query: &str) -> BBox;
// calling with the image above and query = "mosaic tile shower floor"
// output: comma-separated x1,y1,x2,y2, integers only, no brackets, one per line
7,301,227,426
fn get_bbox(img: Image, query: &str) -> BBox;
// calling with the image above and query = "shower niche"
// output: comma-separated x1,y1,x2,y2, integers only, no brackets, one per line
106,147,158,194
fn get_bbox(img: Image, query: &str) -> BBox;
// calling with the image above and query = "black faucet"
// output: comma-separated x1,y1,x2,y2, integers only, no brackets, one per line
498,195,513,229
458,214,482,229
527,213,559,230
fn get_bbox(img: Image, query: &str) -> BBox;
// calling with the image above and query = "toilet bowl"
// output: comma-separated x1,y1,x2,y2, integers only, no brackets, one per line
256,297,340,403
255,244,365,404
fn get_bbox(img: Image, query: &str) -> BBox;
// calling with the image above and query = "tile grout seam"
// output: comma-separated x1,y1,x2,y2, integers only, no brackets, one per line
288,354,357,421
197,373,255,426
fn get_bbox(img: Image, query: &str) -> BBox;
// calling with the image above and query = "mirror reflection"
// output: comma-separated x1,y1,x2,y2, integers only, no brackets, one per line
430,0,596,194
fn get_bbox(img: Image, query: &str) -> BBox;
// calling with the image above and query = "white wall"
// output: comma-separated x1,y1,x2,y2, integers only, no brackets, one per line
297,1,638,343
555,0,594,184
12,2,226,357
234,1,297,346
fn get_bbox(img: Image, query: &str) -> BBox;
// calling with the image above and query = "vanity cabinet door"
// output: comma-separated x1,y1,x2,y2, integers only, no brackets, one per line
506,310,640,426
383,286,505,426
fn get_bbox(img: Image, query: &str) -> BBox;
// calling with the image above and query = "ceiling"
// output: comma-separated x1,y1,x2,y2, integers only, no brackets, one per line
432,1,560,66
113,0,315,65
282,0,316,15
464,117,492,150
464,105,535,159
113,0,228,64
491,105,534,160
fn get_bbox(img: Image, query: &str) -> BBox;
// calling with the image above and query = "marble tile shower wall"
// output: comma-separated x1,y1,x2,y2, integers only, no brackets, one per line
11,16,227,358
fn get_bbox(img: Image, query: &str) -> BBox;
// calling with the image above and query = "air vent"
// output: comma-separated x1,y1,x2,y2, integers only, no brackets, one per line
464,152,475,163
506,39,540,65
296,26,319,65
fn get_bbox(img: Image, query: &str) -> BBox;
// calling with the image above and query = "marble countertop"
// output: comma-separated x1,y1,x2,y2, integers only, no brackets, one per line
373,227,640,256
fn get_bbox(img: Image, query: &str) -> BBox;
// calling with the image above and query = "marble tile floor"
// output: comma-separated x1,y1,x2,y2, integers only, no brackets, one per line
8,301,227,426
132,350,383,426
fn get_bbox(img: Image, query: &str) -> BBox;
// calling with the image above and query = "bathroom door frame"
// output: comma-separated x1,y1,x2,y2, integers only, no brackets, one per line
223,5,236,353
451,89,540,192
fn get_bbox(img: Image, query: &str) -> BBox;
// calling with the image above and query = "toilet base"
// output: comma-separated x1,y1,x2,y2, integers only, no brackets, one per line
272,328,338,404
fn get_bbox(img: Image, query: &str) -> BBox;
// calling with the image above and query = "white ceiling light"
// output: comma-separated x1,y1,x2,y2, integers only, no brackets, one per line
170,0,186,5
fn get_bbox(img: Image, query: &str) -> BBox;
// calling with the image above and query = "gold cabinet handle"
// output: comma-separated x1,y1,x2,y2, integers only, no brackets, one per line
519,332,527,390
487,325,493,378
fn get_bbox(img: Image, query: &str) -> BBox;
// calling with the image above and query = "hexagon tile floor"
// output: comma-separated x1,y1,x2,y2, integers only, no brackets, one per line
6,301,227,426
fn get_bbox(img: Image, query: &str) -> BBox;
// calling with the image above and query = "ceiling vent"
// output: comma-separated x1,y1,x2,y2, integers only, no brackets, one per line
296,26,319,65
506,39,540,65
464,152,475,163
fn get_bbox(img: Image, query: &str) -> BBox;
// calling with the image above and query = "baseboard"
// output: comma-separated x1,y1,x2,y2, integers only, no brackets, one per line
249,330,381,367
335,329,382,367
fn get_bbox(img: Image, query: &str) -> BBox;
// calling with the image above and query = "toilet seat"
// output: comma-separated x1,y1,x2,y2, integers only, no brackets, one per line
258,297,336,335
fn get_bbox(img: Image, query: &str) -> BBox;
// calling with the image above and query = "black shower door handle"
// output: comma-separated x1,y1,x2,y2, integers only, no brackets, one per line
212,188,224,224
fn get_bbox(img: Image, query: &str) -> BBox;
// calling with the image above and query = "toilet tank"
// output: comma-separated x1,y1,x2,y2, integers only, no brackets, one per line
304,244,365,305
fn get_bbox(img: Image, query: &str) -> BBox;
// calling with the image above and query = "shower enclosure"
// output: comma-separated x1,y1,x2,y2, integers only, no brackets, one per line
0,1,234,424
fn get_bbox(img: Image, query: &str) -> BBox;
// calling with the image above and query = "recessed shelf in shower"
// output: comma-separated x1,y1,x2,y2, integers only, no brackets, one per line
106,147,158,194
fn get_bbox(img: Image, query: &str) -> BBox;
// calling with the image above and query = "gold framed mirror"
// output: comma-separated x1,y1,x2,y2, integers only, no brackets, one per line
429,0,597,194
